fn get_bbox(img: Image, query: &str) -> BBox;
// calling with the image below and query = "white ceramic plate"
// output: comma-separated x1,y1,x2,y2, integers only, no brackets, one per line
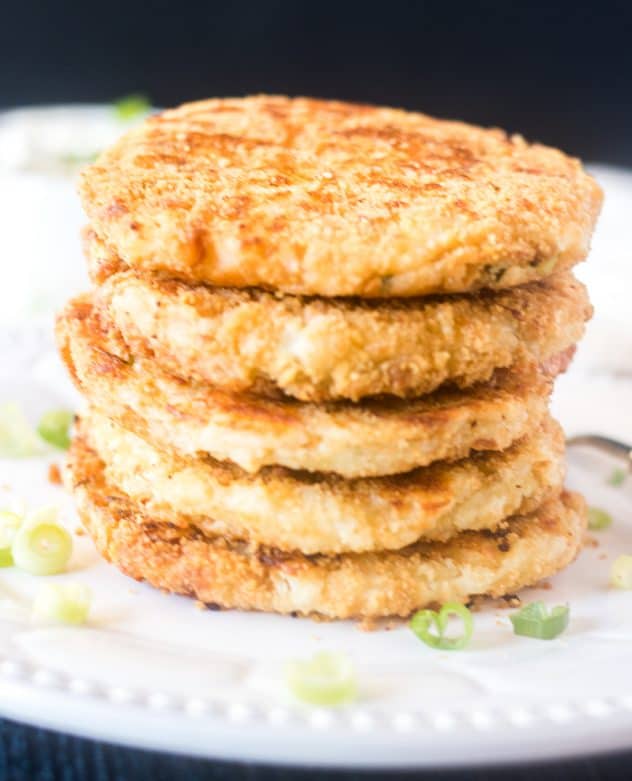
0,152,630,769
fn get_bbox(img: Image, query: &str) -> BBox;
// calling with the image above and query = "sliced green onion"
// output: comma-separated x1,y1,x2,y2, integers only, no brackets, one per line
610,555,632,589
114,94,150,121
607,468,627,487
32,582,91,625
509,601,569,640
12,511,72,575
37,409,74,450
410,602,474,651
0,510,23,567
0,402,45,457
588,507,613,531
285,651,357,706
59,152,99,166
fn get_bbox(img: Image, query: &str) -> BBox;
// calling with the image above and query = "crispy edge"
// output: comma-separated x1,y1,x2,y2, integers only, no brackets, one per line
79,96,603,298
64,435,587,619
56,296,553,476
81,410,566,553
93,262,591,401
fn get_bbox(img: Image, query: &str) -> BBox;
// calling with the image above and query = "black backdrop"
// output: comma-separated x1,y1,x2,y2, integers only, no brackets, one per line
2,0,631,163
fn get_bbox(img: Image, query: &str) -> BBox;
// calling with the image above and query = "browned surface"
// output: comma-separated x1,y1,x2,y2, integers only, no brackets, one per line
93,263,591,401
56,296,553,476
81,410,565,553
80,96,602,297
64,434,587,619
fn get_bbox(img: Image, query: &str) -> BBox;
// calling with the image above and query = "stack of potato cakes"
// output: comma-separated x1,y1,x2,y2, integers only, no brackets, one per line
58,96,602,619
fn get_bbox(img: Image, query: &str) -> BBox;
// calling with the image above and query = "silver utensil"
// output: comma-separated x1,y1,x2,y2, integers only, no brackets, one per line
567,435,632,469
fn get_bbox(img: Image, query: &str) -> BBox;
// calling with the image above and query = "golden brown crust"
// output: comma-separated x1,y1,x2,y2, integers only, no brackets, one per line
81,410,565,553
93,265,591,401
64,435,587,619
56,296,553,477
79,96,602,298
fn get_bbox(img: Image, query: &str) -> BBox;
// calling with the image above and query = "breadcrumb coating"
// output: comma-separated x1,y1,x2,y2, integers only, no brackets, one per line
82,410,565,553
57,296,554,477
79,95,602,297
93,264,590,401
64,434,587,620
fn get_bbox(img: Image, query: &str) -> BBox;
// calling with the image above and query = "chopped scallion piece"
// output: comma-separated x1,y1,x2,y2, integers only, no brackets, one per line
114,94,150,121
588,507,613,531
607,468,627,487
509,601,569,640
410,602,474,650
286,651,357,706
59,152,99,166
0,510,23,567
11,510,72,575
0,402,45,457
610,555,632,589
37,409,74,450
32,582,91,625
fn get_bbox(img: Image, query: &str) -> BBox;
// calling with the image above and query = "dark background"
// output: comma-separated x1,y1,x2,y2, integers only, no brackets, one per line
1,1,631,778
2,0,632,165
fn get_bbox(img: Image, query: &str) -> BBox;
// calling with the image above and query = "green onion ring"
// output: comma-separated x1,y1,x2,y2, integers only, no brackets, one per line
37,409,74,451
0,402,45,457
610,555,632,589
410,602,474,650
32,582,91,625
588,507,613,531
285,651,357,706
0,510,23,567
509,601,569,640
114,94,151,121
12,518,72,576
607,468,626,487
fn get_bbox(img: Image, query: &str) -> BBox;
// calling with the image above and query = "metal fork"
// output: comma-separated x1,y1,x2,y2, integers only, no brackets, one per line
567,435,632,469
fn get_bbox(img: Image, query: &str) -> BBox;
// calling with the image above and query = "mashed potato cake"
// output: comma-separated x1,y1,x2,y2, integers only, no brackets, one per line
57,296,554,477
65,434,586,619
82,411,565,553
93,264,590,402
79,96,602,298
